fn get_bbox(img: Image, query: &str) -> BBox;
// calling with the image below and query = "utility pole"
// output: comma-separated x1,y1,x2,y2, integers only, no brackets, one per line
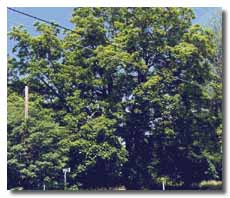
25,86,29,120
22,86,29,143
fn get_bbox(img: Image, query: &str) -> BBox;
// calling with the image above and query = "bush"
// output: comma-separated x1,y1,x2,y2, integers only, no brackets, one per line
199,180,222,190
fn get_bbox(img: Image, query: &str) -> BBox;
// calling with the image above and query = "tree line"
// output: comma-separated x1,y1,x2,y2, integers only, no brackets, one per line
8,8,222,190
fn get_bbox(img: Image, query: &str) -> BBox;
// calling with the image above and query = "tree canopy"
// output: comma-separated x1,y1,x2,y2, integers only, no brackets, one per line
8,8,222,190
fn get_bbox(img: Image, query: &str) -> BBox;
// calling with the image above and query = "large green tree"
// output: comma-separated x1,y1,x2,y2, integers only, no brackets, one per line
8,8,222,190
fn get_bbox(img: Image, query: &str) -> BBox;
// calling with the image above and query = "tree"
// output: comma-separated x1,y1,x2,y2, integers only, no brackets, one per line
7,88,69,190
8,8,222,190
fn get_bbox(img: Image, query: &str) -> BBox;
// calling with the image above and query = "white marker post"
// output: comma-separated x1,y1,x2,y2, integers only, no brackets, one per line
63,168,71,190
162,180,165,191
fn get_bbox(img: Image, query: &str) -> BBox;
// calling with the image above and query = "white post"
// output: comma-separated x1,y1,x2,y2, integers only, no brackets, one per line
25,86,29,120
162,180,165,191
43,183,46,191
63,168,70,190
64,171,67,190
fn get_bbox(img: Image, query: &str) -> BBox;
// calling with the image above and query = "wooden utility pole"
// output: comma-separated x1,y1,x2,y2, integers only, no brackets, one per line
21,86,29,143
25,86,29,120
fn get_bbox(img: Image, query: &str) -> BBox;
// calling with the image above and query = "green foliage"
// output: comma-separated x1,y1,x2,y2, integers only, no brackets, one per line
199,180,222,190
68,116,127,189
8,90,69,190
8,8,222,190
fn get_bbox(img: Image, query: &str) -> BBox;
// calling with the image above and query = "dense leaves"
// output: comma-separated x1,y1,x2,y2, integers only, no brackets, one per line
8,8,222,190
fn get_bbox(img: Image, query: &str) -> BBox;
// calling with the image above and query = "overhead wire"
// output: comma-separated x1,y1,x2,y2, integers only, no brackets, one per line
8,7,208,89
8,8,76,33
8,7,95,52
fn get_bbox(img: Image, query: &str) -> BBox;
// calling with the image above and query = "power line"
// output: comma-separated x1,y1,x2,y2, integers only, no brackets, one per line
8,7,95,52
8,7,207,89
8,8,76,33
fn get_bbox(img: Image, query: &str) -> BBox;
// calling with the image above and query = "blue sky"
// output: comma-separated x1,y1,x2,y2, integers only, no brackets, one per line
7,7,74,33
7,7,74,54
193,7,222,26
7,7,221,54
